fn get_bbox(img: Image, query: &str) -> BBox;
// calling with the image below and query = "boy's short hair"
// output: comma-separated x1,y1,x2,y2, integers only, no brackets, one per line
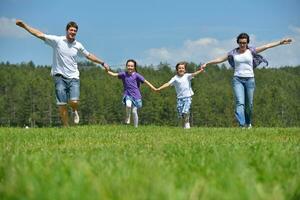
175,61,188,71
66,21,78,31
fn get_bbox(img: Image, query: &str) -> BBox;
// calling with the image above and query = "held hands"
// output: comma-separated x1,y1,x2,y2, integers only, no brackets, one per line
151,87,159,92
156,87,163,92
200,63,207,71
102,63,110,71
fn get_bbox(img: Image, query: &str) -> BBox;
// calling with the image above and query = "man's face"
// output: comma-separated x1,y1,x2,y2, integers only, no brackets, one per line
66,27,77,42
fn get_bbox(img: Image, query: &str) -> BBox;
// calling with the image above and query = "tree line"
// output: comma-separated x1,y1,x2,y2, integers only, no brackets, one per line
0,61,299,127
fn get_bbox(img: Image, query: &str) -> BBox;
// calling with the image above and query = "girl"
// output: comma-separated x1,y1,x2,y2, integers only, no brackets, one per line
105,59,157,127
157,62,204,129
201,33,292,128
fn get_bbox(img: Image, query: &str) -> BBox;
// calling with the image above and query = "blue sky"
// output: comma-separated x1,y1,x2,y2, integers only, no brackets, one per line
0,0,300,68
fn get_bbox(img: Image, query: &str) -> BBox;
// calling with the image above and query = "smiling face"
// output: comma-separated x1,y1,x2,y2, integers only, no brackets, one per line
236,33,250,53
126,61,136,74
176,64,186,76
238,38,248,52
66,27,77,42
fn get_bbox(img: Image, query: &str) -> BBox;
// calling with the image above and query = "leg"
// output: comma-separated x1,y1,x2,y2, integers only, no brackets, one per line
69,100,79,124
182,97,192,129
183,113,190,129
69,78,80,124
59,105,69,127
176,98,186,128
244,78,255,126
125,99,132,124
54,75,68,126
132,106,139,128
232,77,246,127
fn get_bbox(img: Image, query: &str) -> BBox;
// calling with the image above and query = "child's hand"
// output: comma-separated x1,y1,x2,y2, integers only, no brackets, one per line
200,63,207,70
152,87,159,92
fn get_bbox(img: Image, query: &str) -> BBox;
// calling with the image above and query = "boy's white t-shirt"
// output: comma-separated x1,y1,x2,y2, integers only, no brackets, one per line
233,49,254,77
168,73,194,99
44,35,90,79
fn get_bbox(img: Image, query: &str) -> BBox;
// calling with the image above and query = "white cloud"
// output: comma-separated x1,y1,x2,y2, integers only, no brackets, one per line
140,37,234,66
0,17,29,38
289,25,300,35
140,33,300,68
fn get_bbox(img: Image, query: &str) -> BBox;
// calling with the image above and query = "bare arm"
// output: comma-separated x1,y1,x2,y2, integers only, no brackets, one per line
86,53,110,71
16,19,45,40
105,70,119,77
256,38,292,53
157,82,171,91
144,80,157,91
201,55,228,69
191,67,205,77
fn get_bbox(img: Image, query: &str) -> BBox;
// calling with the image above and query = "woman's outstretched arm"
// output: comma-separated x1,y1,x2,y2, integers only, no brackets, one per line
256,38,292,53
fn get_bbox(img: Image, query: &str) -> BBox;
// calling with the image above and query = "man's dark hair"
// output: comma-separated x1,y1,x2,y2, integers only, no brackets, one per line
66,21,78,31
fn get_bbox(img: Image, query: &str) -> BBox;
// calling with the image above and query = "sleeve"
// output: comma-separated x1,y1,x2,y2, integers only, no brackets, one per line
136,73,145,83
186,73,193,80
118,72,125,79
168,76,176,86
227,48,236,68
44,34,59,47
78,42,90,57
248,46,257,54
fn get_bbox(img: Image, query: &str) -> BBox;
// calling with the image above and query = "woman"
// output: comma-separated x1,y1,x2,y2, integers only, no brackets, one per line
201,33,292,128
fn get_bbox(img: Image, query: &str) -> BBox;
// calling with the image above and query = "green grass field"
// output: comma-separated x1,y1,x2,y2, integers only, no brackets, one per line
0,125,299,200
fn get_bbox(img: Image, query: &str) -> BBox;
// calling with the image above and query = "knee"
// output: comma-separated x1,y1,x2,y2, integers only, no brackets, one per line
132,107,138,114
59,105,67,112
69,100,79,106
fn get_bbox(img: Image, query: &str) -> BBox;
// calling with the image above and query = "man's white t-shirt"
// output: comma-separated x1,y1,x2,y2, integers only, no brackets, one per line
233,49,254,78
44,35,90,79
168,73,194,99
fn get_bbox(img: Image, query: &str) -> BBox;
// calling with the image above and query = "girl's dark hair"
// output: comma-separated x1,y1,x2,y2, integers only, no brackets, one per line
126,59,137,72
175,61,188,71
66,21,78,31
236,32,250,44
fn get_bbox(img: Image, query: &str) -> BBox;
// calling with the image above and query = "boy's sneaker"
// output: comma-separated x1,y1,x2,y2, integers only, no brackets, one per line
73,110,79,124
247,124,252,129
184,122,190,129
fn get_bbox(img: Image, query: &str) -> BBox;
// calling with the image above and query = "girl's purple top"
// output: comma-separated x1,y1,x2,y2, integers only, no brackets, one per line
118,72,145,100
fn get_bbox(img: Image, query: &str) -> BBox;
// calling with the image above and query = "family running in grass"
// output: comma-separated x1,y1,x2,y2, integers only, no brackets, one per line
16,19,293,129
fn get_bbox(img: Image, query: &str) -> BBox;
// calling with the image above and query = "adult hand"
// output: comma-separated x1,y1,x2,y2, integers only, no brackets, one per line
200,63,207,70
16,19,26,28
280,38,292,45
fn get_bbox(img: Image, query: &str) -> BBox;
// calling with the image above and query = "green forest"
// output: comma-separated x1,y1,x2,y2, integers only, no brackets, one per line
0,61,299,127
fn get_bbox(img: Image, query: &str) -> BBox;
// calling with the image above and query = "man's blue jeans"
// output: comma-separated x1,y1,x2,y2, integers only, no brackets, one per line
232,76,255,127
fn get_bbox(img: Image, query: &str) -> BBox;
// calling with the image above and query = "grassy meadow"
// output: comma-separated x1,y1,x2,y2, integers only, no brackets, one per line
0,125,300,200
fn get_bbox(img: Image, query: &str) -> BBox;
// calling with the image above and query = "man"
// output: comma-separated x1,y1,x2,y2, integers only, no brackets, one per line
16,19,109,126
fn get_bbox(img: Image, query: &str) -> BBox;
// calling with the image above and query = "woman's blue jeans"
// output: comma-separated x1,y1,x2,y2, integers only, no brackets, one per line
232,76,255,127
